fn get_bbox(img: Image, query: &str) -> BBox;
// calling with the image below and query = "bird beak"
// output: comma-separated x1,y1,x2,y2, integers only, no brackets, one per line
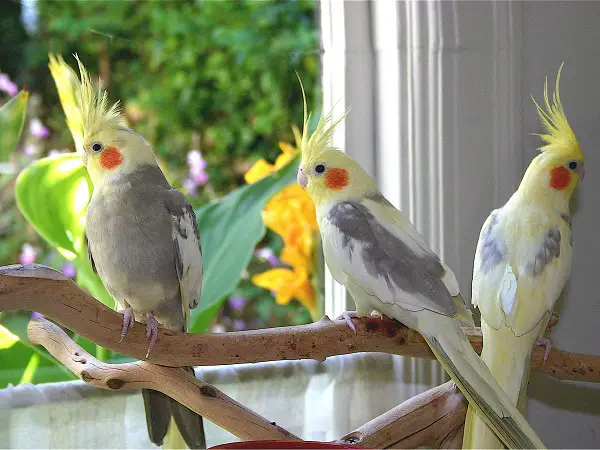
297,168,308,189
580,166,585,181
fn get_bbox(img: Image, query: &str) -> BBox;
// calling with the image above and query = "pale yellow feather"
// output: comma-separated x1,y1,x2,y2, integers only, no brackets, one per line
48,54,85,153
464,65,581,449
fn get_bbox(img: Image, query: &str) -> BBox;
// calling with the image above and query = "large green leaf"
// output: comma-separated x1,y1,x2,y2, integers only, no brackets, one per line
191,154,299,332
15,154,91,258
0,90,29,163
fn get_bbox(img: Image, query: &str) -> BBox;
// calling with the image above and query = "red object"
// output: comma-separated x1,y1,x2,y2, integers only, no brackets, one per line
100,146,124,170
209,441,356,450
549,166,571,190
325,168,349,190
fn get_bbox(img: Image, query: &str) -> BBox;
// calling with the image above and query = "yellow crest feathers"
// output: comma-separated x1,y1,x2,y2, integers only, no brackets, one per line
49,54,123,150
75,55,123,138
532,63,582,158
48,54,84,152
294,73,348,161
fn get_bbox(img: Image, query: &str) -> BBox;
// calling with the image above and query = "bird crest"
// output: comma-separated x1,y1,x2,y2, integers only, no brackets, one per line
49,54,123,150
532,63,582,160
293,75,347,162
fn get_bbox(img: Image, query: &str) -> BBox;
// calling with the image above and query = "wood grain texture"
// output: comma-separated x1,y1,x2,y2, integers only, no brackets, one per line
335,381,467,449
27,318,299,442
1,264,599,382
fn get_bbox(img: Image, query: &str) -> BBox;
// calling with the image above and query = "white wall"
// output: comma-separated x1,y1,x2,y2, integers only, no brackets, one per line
321,1,600,447
520,2,600,447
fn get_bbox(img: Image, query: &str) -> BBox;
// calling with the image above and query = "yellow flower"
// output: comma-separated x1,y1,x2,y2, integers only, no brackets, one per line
246,141,319,315
252,268,315,313
244,159,275,184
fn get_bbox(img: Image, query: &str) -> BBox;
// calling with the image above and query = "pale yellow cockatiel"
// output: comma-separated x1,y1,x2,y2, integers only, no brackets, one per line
296,89,545,448
463,67,584,449
48,55,205,449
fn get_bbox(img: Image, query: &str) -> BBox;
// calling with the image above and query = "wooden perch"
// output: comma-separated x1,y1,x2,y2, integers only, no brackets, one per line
335,381,467,449
1,264,599,383
27,318,299,442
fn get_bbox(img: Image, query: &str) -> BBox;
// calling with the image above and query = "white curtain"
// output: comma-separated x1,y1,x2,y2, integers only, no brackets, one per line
0,353,441,448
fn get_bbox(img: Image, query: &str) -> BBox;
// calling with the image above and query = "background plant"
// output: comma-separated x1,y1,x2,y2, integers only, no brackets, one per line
0,0,320,386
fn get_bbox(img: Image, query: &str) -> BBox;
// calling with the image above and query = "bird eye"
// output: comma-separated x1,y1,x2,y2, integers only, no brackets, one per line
91,142,104,153
567,160,578,171
315,164,326,174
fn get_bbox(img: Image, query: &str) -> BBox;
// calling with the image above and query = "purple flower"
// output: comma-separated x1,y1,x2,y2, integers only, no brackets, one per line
228,296,247,311
19,244,38,264
233,320,247,331
31,312,44,320
62,262,76,278
190,167,209,185
255,247,279,266
0,74,18,97
187,150,207,170
183,178,198,196
24,143,41,156
187,150,208,186
30,119,50,139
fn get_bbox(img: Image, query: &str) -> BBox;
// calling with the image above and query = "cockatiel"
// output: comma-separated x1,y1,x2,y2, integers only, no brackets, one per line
463,67,583,449
295,95,545,448
49,55,205,449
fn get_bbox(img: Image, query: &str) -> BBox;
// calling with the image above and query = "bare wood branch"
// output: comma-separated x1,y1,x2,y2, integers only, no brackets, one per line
334,381,467,449
1,264,599,383
27,318,299,442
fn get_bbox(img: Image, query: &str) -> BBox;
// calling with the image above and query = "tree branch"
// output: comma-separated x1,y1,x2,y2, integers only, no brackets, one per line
26,318,299,442
1,264,599,383
334,381,467,449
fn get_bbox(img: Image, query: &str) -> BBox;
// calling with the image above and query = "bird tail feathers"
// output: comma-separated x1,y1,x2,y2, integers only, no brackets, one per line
422,325,544,449
463,322,540,449
143,366,206,449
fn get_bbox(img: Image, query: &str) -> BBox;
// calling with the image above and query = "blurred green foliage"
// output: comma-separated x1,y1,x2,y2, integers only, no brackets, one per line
29,0,319,196
0,0,320,387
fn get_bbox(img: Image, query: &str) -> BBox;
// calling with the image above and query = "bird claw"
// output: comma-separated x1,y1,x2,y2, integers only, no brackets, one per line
145,313,159,359
119,308,135,343
535,337,552,363
341,312,357,333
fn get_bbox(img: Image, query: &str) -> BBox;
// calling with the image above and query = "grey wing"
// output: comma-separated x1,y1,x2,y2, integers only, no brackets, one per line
165,190,203,312
326,201,457,316
85,234,97,275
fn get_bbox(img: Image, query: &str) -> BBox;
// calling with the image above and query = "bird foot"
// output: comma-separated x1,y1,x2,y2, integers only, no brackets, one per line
535,337,552,364
119,307,135,343
145,313,160,359
336,311,377,334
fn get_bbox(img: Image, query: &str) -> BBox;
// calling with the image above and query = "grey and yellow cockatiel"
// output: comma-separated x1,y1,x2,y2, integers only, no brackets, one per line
295,91,545,448
49,55,205,449
463,66,584,449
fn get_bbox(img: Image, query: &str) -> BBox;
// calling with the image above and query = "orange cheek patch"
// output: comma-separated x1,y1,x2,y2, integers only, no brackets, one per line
549,167,571,190
324,168,349,190
100,146,123,170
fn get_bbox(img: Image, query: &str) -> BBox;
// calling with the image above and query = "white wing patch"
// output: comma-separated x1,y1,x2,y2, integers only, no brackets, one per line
500,265,517,316
172,206,203,312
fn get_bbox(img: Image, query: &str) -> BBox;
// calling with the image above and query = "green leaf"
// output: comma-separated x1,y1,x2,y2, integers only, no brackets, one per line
0,90,29,163
0,313,77,387
15,154,92,258
191,154,299,332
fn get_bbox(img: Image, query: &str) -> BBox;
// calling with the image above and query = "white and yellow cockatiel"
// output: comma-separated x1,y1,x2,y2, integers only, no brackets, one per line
296,95,545,448
463,67,584,449
49,55,205,449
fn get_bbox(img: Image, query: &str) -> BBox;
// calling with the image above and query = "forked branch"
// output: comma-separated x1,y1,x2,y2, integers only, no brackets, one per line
27,318,299,442
1,264,599,383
